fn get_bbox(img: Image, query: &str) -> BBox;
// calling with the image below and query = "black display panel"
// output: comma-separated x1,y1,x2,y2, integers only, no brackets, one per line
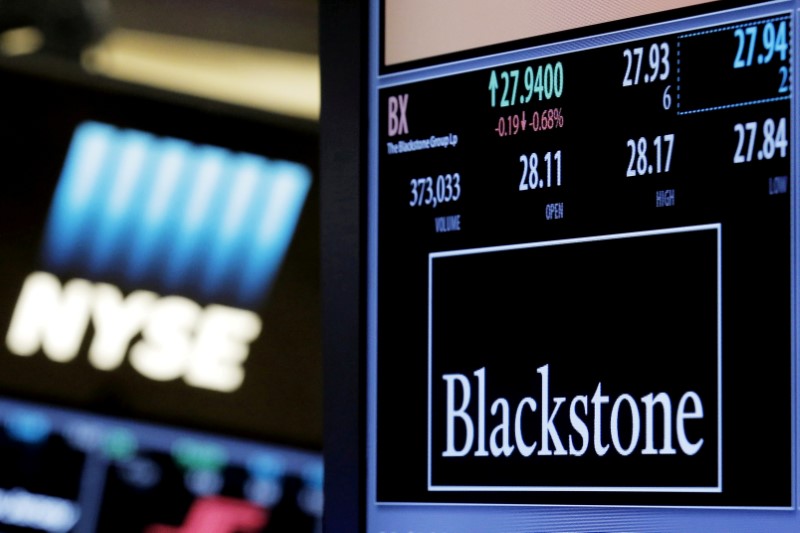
324,0,800,531
376,12,791,507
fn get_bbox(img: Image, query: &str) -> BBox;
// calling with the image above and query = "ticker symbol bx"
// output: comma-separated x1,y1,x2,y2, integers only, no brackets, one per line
388,94,409,136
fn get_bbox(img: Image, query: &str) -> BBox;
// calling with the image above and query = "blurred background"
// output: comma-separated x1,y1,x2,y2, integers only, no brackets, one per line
0,0,320,120
0,1,323,532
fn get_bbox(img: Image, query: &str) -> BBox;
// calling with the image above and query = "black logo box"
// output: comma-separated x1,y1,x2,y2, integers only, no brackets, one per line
428,225,722,494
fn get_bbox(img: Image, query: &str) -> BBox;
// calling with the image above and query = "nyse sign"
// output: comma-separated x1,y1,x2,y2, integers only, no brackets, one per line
6,272,261,393
1,121,312,394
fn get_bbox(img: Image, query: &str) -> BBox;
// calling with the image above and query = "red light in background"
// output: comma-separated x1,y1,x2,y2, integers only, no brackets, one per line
145,496,268,533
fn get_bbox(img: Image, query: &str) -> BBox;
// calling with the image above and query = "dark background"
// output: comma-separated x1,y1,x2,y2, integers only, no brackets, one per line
429,229,719,491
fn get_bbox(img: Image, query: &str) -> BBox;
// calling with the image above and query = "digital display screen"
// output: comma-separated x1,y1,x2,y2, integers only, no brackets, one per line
9,120,310,395
0,396,322,533
0,65,321,444
0,63,322,532
366,0,798,530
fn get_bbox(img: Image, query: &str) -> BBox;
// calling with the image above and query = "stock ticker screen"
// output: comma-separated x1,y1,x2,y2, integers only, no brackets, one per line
367,1,799,531
0,66,322,532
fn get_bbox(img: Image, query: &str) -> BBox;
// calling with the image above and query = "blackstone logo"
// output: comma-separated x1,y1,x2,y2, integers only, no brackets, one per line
431,362,719,494
442,364,704,460
424,227,722,495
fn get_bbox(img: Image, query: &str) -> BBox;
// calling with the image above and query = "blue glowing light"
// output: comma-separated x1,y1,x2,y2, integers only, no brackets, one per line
41,121,311,308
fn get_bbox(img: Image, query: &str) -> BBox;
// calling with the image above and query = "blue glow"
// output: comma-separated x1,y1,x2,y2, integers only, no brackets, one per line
302,462,324,490
126,138,192,283
88,130,154,276
43,122,113,271
247,453,287,481
238,162,311,305
163,145,230,295
41,121,311,308
5,411,52,445
201,155,264,300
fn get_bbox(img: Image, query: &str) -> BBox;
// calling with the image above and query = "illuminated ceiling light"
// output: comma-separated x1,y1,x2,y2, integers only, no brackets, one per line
0,27,44,57
86,29,320,121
